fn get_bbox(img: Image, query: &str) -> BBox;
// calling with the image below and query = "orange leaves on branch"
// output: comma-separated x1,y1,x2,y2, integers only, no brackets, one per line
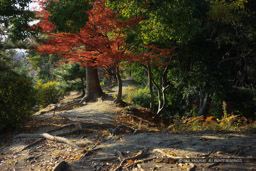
33,0,56,33
35,0,143,68
37,12,56,33
126,160,134,164
35,0,175,69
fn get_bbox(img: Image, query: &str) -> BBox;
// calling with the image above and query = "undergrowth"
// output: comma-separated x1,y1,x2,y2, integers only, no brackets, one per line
169,115,256,133
120,86,255,133
123,86,150,108
115,104,256,134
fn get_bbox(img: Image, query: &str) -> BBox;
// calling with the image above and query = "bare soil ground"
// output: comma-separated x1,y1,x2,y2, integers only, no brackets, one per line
0,79,256,171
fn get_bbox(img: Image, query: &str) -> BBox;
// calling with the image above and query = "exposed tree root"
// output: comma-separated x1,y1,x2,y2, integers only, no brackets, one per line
80,123,116,129
79,95,93,103
36,100,84,115
81,139,105,159
125,156,157,170
37,92,113,114
112,148,149,171
21,139,45,151
15,133,79,148
79,92,107,103
57,129,82,137
89,156,118,162
17,123,117,152
110,125,137,135
152,149,182,159
56,100,84,111
18,124,83,151
114,99,128,107
47,124,77,134
115,150,124,162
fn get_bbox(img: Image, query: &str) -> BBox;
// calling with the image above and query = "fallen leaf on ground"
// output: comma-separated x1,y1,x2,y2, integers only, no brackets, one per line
126,159,134,164
75,155,82,159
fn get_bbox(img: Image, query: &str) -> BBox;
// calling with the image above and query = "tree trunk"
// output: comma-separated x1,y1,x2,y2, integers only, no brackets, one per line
153,79,162,113
80,77,86,97
114,65,123,104
159,65,170,114
147,64,154,111
151,65,171,115
197,92,209,116
81,66,103,102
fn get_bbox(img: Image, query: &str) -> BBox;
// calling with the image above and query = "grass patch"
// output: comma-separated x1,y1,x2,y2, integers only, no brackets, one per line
122,86,150,108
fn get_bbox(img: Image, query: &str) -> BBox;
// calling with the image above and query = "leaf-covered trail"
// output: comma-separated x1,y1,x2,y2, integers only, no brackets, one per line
0,80,256,171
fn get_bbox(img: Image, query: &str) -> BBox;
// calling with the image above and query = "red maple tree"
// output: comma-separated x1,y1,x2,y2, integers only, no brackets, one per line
35,0,142,103
35,0,176,105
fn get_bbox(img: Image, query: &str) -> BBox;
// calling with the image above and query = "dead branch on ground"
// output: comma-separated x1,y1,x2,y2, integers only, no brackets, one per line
20,124,82,151
15,133,79,148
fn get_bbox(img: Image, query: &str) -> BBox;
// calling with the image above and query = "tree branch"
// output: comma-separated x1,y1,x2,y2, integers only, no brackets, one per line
15,133,79,148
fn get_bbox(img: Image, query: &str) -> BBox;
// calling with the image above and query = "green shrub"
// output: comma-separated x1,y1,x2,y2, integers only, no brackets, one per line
0,73,35,131
56,80,84,94
35,80,63,107
125,86,150,108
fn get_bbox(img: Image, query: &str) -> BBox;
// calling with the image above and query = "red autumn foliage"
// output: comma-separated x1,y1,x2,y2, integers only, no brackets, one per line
35,0,176,69
36,0,142,68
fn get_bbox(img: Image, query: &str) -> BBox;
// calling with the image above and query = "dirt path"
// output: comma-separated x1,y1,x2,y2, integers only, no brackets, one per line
0,80,256,171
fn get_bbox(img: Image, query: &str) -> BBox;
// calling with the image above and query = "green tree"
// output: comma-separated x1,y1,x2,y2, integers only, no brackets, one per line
108,0,256,119
53,63,86,96
0,49,35,131
0,0,35,48
107,0,205,115
27,51,59,81
45,0,91,33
